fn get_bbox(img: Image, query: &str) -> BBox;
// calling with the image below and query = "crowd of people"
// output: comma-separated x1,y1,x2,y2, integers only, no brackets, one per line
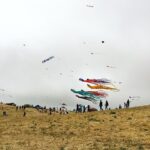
0,104,69,117
0,99,131,116
99,99,130,110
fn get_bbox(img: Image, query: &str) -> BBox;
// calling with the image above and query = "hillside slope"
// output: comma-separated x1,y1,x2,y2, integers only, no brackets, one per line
0,104,150,150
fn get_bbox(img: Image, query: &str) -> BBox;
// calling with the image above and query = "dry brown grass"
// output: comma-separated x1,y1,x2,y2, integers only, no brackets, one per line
0,104,150,150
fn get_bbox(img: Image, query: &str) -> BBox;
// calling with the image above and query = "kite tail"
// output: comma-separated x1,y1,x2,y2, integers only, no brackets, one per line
111,87,119,91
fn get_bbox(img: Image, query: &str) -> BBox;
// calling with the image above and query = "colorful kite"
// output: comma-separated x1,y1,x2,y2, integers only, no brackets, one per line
87,84,119,91
71,77,119,104
79,78,111,85
71,89,100,99
42,56,54,63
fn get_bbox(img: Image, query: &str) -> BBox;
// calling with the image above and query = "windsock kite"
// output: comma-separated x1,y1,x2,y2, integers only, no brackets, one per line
71,77,119,104
42,56,54,63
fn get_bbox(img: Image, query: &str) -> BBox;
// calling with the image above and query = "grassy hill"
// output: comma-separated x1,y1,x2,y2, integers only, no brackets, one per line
0,104,150,150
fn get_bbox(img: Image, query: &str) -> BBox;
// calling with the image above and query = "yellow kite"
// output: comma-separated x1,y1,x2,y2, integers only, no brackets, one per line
87,84,119,91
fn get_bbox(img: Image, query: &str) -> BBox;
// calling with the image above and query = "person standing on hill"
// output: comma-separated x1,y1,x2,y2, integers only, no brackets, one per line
83,105,86,113
127,99,130,108
119,104,122,109
105,100,109,110
49,107,52,115
87,105,90,112
76,104,79,113
99,100,103,110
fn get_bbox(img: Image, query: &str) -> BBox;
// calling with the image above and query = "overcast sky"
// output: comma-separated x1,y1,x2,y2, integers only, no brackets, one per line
0,0,150,109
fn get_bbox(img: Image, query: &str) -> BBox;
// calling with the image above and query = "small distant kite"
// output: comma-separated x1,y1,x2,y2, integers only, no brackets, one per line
106,65,116,68
62,103,67,106
86,4,94,8
42,56,54,63
129,96,141,100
